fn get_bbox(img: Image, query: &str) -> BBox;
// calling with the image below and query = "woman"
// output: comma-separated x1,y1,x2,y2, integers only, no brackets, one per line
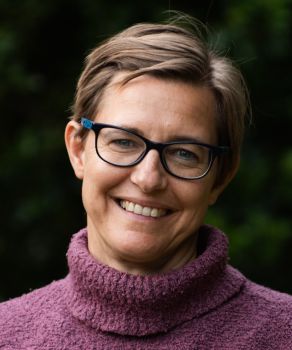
0,21,291,349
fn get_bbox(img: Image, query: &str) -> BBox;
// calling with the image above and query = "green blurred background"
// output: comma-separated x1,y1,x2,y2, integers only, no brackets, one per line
0,0,291,301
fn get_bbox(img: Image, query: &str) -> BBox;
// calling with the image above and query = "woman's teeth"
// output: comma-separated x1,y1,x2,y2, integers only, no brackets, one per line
120,200,167,218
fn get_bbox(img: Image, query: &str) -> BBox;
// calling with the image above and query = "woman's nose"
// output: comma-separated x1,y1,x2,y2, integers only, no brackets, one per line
130,150,168,193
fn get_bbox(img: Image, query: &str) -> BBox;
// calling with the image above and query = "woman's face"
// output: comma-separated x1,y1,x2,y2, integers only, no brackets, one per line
66,75,228,274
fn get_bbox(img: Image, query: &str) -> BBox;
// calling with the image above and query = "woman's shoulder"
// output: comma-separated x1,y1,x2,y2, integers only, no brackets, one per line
0,277,67,312
226,270,292,348
243,277,292,311
0,277,68,347
226,266,292,325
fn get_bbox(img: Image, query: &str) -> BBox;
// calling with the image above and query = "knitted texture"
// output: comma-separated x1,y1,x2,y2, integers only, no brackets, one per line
0,225,291,350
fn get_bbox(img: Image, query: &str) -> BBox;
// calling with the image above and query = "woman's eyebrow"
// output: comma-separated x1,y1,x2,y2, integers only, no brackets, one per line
117,124,207,143
118,125,143,135
166,135,206,143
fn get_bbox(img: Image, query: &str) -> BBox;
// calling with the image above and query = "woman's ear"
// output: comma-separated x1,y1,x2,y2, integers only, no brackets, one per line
208,156,240,206
64,120,85,180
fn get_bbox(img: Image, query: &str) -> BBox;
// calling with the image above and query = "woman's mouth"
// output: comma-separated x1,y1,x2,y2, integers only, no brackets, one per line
119,200,168,218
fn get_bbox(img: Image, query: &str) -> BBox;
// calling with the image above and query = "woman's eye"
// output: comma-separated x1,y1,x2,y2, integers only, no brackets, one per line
178,150,196,159
113,139,133,147
111,139,136,148
175,149,198,161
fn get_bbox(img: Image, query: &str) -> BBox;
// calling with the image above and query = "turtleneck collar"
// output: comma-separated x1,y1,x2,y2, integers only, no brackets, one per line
65,225,245,336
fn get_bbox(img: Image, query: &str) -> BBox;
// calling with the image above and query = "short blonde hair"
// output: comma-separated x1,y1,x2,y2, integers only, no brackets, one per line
71,22,250,187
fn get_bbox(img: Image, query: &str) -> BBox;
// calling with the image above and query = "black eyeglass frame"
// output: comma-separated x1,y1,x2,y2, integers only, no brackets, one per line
80,117,229,180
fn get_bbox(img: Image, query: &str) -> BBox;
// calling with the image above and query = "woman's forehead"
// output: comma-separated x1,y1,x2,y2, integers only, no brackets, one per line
95,75,218,144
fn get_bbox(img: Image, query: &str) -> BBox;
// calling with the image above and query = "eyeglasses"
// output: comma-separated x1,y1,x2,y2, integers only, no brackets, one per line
80,118,229,180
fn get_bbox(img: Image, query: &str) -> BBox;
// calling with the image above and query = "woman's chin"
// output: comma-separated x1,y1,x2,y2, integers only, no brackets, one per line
106,234,168,273
115,238,163,262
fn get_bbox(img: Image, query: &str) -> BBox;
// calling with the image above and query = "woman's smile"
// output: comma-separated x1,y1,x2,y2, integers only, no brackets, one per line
119,199,169,218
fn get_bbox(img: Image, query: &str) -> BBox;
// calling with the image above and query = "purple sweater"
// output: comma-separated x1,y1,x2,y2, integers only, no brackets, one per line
0,225,291,349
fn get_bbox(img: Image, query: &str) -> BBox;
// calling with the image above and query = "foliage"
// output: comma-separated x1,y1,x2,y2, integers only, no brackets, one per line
0,0,291,300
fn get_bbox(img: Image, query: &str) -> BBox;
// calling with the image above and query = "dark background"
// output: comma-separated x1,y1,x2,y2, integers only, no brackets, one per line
0,0,291,301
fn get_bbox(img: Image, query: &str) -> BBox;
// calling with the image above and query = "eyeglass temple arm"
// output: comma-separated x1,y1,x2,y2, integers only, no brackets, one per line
80,118,94,130
215,146,229,155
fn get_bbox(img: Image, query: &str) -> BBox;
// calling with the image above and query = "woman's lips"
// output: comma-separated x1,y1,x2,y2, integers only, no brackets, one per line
119,200,168,218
